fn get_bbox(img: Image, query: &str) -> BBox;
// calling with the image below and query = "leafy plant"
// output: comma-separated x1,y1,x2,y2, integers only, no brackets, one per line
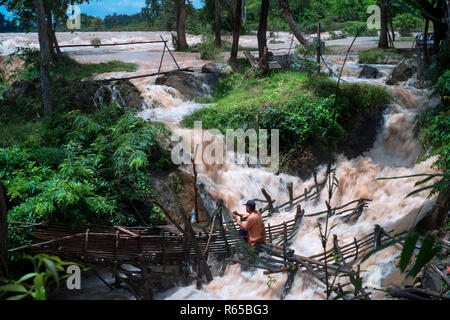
362,232,442,279
90,38,102,48
0,254,82,300
266,275,277,287
393,13,423,37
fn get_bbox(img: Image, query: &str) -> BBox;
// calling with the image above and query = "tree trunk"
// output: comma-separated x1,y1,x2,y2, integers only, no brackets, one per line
258,0,269,59
432,19,448,56
230,0,242,61
278,0,309,45
33,0,54,117
43,1,61,58
215,0,222,47
378,0,389,48
176,0,188,51
0,182,9,279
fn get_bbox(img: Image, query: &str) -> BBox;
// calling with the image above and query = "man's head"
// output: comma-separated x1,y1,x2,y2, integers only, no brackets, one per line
244,200,256,213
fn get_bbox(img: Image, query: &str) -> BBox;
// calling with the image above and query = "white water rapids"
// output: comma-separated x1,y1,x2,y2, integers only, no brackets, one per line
137,57,441,300
1,32,439,300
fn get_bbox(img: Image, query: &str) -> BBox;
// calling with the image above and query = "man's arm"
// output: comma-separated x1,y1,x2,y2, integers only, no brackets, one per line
237,215,254,230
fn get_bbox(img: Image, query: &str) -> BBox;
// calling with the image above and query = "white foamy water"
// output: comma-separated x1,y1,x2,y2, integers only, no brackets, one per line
137,58,440,300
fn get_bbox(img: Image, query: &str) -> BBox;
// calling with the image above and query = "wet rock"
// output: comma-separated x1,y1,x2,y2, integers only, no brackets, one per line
202,62,233,76
412,79,433,90
386,59,417,85
269,39,284,44
359,65,380,79
421,265,442,292
1,77,145,119
155,71,221,100
270,54,303,71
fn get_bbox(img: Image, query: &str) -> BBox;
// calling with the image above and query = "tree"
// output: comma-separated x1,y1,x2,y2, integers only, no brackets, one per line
4,0,90,57
257,0,270,59
378,0,389,48
215,0,222,47
278,0,309,45
0,182,8,279
32,0,54,116
230,0,242,61
176,0,188,50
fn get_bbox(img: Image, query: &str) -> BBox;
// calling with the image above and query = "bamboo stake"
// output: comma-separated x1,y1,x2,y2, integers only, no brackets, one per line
287,182,293,208
160,35,181,70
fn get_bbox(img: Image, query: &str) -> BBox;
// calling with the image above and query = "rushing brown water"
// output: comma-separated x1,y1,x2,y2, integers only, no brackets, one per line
140,57,440,300
1,33,438,300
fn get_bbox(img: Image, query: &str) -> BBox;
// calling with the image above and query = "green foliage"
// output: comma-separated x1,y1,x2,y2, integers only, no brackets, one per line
1,106,173,248
393,13,423,37
90,38,102,48
362,232,442,279
0,254,82,300
11,49,137,82
182,71,389,153
414,71,450,194
359,48,406,64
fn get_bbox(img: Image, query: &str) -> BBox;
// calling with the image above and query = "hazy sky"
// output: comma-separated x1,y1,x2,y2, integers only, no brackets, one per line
1,0,205,19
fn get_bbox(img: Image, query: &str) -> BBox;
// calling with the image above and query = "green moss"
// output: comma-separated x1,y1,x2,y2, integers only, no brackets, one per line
358,48,406,64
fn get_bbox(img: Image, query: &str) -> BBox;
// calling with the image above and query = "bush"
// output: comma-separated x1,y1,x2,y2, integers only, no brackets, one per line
197,34,222,60
1,106,173,248
90,38,102,48
393,13,422,37
182,71,389,152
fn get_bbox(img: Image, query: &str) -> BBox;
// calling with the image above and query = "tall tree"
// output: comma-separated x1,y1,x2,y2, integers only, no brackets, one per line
257,0,270,59
32,0,54,116
176,0,188,50
278,0,309,45
0,182,8,279
215,0,222,47
230,0,242,61
378,0,389,48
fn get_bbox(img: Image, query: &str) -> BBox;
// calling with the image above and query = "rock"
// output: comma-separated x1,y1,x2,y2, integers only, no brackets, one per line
412,79,433,90
155,71,221,101
269,39,284,44
421,265,442,292
386,59,417,85
359,65,380,79
201,62,233,76
384,57,402,65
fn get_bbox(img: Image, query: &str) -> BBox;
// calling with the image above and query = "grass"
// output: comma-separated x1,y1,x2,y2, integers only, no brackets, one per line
15,52,138,82
52,57,138,81
182,71,390,152
358,48,407,64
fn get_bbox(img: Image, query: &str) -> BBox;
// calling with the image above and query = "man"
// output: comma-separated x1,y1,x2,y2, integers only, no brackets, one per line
232,200,266,249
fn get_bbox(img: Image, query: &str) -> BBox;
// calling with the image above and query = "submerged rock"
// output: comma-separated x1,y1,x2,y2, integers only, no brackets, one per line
155,71,221,101
359,65,381,79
